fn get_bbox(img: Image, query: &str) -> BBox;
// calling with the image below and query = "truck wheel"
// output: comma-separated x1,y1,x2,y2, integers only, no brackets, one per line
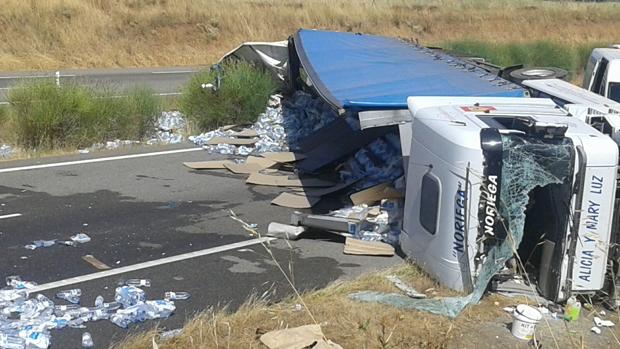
509,67,568,83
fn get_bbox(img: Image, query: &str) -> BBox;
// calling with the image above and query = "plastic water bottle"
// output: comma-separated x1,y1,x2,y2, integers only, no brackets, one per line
164,291,191,300
70,233,91,244
94,295,104,308
114,286,146,307
56,289,82,304
82,332,94,348
125,279,151,287
0,332,25,349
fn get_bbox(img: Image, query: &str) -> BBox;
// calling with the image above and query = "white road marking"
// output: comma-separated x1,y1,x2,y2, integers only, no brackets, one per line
0,74,75,79
151,70,194,74
0,213,22,219
26,237,275,293
0,148,202,174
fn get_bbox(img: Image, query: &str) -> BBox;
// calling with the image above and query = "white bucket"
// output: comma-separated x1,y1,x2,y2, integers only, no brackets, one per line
511,304,542,340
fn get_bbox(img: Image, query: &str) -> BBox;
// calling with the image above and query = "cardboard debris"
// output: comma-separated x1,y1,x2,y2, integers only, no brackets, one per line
350,182,404,205
82,255,111,270
183,160,233,170
259,324,343,349
224,162,266,174
343,238,395,256
261,152,306,163
246,173,334,188
229,129,259,138
297,180,357,197
206,137,258,146
220,124,238,131
246,156,278,169
272,192,320,208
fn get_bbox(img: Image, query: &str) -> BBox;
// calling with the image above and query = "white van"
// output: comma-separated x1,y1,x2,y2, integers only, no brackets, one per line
583,46,620,102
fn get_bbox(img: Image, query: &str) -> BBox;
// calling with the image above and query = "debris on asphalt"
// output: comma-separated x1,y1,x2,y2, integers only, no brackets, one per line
125,279,151,288
0,276,187,348
55,289,82,304
591,326,602,334
164,291,191,301
81,255,111,270
259,324,343,349
343,237,394,256
266,222,307,240
70,233,91,244
271,192,320,208
5,276,37,290
182,160,234,169
81,332,93,348
24,240,56,250
594,316,615,327
386,275,426,299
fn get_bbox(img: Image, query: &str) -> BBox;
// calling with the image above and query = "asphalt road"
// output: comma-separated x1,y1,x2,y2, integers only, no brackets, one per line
0,145,402,348
0,67,203,103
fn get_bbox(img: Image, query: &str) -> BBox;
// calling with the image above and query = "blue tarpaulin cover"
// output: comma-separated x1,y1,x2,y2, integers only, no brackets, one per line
294,29,526,110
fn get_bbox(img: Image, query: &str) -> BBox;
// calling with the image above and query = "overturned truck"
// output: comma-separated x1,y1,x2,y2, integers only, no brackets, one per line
231,29,620,307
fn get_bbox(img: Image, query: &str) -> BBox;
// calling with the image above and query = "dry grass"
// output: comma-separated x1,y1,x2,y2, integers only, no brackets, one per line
112,263,511,349
0,0,618,71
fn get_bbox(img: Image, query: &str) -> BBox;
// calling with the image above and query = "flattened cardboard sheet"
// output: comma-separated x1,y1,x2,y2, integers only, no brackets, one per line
224,162,265,174
349,182,404,205
271,192,320,208
230,129,259,138
261,152,306,163
206,137,258,145
343,238,395,256
246,173,333,187
183,160,233,169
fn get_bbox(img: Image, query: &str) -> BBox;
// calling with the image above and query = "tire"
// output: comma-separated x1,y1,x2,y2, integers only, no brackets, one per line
509,67,568,83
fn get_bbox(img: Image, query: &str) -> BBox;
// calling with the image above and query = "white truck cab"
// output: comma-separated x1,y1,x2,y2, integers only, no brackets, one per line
583,46,620,102
400,97,618,302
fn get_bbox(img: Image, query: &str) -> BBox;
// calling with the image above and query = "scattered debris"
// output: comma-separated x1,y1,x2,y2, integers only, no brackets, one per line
182,160,234,170
266,222,307,240
511,304,542,340
24,240,56,250
594,316,615,327
70,233,91,244
386,275,426,298
246,173,334,188
125,279,151,288
259,324,343,349
591,326,602,335
343,238,395,256
349,182,403,206
271,192,320,208
149,111,187,145
206,137,258,146
158,328,183,341
82,255,111,270
55,289,81,304
564,296,581,322
164,292,191,301
0,277,187,348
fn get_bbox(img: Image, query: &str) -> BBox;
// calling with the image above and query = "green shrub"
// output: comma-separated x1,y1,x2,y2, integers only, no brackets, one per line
443,40,604,80
180,61,279,131
8,80,160,149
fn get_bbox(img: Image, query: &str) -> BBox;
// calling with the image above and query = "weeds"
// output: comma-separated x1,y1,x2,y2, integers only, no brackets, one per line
7,80,160,149
180,61,279,131
444,40,608,80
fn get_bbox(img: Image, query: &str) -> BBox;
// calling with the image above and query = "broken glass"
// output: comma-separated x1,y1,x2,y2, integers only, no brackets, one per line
351,134,574,317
